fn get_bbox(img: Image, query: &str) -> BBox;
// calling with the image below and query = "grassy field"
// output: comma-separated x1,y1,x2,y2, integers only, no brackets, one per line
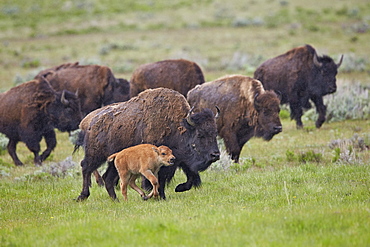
0,0,370,246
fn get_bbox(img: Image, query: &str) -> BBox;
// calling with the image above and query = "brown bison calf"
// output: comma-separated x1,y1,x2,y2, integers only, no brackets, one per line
107,144,175,201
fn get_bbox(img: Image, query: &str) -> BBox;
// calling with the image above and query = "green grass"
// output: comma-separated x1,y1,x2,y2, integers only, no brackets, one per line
0,119,369,246
0,0,370,246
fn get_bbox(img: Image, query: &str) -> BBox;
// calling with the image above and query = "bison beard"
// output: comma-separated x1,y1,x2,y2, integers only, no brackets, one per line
76,88,220,201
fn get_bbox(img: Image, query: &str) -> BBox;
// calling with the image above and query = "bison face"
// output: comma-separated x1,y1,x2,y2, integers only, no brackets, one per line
314,55,343,96
48,90,82,132
182,108,220,172
254,91,282,141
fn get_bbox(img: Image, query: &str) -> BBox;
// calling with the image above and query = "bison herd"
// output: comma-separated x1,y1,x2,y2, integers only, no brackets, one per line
0,44,343,201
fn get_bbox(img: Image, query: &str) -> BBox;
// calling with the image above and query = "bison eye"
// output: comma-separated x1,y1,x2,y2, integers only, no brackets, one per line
161,153,166,155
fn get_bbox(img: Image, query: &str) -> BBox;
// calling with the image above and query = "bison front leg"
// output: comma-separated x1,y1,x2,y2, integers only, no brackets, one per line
222,132,242,163
7,139,24,166
311,95,326,128
289,100,304,129
40,129,57,162
175,165,201,193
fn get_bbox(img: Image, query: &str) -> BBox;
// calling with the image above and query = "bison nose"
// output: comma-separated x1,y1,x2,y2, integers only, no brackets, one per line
274,126,283,133
169,157,176,165
210,152,220,162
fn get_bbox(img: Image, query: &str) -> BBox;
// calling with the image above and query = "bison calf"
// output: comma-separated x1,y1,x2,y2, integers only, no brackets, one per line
107,144,175,201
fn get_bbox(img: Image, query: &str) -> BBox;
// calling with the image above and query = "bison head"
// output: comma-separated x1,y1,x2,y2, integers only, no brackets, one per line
254,91,282,141
48,90,82,132
313,53,343,95
181,107,220,172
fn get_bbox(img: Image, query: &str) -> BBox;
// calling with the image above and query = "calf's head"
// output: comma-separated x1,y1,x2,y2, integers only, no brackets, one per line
154,145,176,166
254,91,282,140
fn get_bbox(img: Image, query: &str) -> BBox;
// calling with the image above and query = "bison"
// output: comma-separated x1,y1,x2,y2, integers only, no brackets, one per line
129,59,205,98
0,77,82,166
35,62,130,116
187,75,282,163
254,44,343,128
75,88,220,201
108,144,175,201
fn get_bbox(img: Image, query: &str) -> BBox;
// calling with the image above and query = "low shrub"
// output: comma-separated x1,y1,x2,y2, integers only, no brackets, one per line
329,133,369,164
303,82,370,123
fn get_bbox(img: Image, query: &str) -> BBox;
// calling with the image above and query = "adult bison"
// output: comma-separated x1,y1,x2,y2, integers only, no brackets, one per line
35,62,130,116
129,59,205,98
254,44,343,128
0,77,82,166
187,75,282,163
75,88,220,201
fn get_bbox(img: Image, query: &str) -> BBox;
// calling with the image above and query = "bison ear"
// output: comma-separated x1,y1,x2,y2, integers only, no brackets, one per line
152,147,160,154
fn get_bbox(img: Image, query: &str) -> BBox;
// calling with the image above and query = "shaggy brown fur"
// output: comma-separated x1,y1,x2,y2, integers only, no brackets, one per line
35,62,129,116
187,75,282,163
254,44,343,128
108,144,175,201
0,78,81,166
76,88,220,201
129,59,205,97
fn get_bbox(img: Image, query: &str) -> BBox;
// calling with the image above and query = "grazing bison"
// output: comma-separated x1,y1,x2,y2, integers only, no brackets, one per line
35,62,130,116
75,88,220,201
0,78,82,166
187,75,282,163
254,44,343,128
129,59,205,97
108,144,175,201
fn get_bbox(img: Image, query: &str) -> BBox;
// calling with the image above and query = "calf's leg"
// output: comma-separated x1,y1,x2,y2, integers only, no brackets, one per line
128,174,148,200
141,170,159,199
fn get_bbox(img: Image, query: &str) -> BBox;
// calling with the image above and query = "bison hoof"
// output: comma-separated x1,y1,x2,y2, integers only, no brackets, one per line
75,196,87,202
175,183,191,192
142,196,149,201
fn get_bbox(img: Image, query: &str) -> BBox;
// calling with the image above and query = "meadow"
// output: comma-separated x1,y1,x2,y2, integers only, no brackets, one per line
0,0,369,246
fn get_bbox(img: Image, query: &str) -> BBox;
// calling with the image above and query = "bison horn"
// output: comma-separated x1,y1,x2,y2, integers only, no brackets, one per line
215,106,220,119
61,90,69,105
186,106,195,126
313,53,322,67
336,55,343,68
75,89,79,98
254,93,262,110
